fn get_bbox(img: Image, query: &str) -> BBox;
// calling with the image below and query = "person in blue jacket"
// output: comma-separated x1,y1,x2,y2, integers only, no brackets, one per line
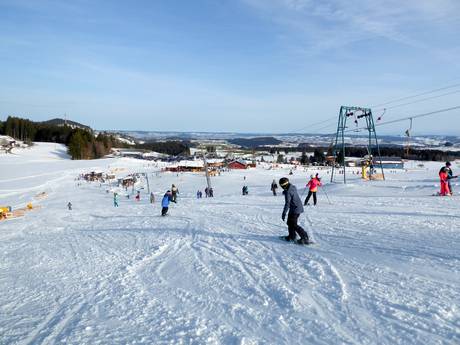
161,190,172,216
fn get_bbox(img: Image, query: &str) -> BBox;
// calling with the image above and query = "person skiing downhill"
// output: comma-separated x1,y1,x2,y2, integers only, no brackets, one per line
271,180,278,196
279,177,310,244
161,190,172,216
171,184,179,203
304,174,322,206
113,192,119,207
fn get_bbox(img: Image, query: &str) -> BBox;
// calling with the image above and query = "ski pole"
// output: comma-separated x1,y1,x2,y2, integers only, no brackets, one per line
300,186,308,199
322,185,332,205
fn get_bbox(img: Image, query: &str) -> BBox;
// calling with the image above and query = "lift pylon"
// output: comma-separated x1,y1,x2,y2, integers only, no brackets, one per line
330,106,385,183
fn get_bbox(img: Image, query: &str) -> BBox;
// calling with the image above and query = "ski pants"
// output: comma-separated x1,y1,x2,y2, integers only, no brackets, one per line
287,213,308,241
161,207,169,216
440,181,450,196
304,191,317,205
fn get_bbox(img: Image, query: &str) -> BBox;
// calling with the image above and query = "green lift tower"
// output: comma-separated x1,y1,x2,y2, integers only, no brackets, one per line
330,106,385,183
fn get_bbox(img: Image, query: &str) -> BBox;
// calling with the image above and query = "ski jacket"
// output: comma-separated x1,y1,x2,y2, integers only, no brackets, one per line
271,183,278,190
162,194,171,207
439,171,448,182
307,178,321,192
282,184,304,218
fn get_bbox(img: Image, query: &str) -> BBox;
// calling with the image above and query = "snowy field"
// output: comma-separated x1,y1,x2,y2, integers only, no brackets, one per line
0,143,459,345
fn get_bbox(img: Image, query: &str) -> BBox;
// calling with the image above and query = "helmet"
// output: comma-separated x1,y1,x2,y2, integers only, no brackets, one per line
446,161,451,166
279,177,289,188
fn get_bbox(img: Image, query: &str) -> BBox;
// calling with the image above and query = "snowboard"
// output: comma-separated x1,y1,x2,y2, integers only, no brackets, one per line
278,236,316,246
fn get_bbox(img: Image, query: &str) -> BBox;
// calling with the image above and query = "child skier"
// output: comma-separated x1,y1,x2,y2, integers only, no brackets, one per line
279,177,310,245
304,174,322,206
67,202,72,210
161,190,172,216
150,192,155,203
135,191,140,201
113,192,119,207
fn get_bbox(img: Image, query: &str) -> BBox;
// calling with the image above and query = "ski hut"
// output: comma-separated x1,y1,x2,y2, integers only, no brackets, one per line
84,170,104,181
120,175,136,187
228,160,248,169
376,157,404,169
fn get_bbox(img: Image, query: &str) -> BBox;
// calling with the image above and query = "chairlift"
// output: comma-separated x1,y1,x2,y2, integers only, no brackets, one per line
405,117,413,137
405,118,413,156
377,108,386,122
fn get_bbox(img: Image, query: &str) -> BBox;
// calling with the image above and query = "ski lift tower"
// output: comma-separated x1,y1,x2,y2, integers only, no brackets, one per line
330,106,385,183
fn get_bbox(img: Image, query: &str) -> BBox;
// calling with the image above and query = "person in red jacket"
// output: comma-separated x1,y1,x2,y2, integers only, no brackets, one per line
304,174,322,206
439,167,451,196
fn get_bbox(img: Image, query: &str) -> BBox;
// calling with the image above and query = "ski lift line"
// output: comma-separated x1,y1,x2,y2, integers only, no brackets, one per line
369,82,460,108
294,116,337,133
374,88,460,113
342,105,460,134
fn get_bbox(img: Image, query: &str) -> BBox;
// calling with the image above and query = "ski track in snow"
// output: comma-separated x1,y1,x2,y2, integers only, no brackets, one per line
0,143,459,344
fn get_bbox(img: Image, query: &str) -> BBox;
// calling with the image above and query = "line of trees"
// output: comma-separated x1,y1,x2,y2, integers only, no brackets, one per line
0,116,124,160
136,141,191,156
265,143,460,163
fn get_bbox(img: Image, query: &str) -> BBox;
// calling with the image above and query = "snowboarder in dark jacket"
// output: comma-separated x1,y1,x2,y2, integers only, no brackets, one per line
279,177,309,244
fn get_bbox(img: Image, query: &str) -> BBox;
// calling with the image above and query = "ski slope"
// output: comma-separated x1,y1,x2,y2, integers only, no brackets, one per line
0,143,459,344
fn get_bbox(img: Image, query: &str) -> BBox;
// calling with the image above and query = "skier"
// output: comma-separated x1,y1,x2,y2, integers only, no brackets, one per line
209,187,214,197
113,192,119,207
279,177,310,244
439,167,451,196
443,162,458,194
242,186,248,195
204,187,209,198
161,191,172,216
171,184,179,203
135,191,140,201
271,179,278,196
150,192,155,204
304,174,322,206
67,202,72,210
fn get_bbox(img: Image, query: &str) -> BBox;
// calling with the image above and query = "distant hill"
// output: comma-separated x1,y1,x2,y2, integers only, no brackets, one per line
228,137,282,148
41,118,91,131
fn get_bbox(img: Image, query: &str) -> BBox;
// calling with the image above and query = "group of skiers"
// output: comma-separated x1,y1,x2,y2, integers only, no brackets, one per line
439,161,457,196
196,187,214,198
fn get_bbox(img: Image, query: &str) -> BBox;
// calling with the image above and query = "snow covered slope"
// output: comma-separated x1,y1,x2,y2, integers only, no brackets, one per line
0,144,459,344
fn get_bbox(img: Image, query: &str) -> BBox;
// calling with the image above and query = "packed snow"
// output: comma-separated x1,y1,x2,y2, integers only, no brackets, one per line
0,143,459,344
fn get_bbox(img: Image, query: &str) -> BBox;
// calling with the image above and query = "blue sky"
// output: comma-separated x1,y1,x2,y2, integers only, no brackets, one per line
1,0,460,134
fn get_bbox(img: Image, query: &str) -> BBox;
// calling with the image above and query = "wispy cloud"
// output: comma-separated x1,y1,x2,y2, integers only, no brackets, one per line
241,0,460,56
